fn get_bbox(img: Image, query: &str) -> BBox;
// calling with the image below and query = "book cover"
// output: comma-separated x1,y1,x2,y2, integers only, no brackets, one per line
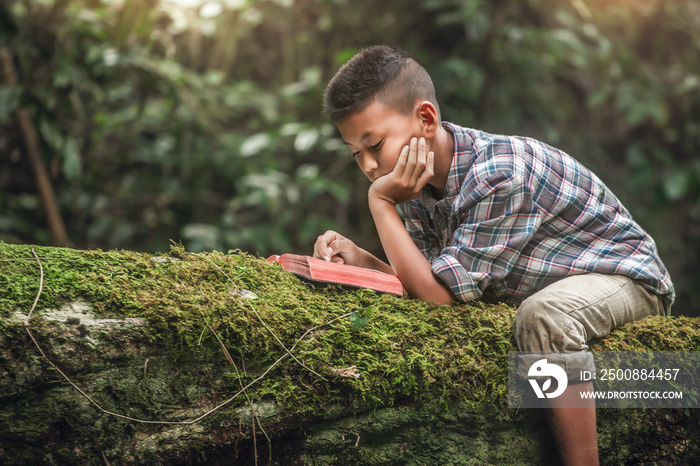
267,254,405,296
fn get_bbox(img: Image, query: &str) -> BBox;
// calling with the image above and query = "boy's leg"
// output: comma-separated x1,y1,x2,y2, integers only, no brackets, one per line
543,381,597,465
512,273,668,466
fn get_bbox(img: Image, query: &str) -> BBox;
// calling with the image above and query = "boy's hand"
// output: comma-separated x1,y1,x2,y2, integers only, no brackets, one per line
313,230,360,265
313,230,395,275
369,137,434,206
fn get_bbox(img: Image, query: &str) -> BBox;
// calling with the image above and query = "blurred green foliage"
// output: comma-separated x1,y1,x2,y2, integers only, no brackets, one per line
0,0,698,315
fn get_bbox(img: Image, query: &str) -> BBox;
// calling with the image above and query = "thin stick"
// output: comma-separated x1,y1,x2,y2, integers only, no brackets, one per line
94,437,111,466
25,248,44,324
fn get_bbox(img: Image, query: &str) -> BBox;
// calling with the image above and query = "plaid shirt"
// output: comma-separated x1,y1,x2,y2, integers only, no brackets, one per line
400,122,675,305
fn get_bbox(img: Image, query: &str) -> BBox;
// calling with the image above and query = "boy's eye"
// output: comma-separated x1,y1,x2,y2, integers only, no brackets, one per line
370,140,383,150
352,150,361,158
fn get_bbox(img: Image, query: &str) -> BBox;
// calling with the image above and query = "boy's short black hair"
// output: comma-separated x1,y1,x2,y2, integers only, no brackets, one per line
323,45,440,124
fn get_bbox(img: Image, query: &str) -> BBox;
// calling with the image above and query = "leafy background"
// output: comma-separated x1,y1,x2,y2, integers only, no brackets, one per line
1,0,698,317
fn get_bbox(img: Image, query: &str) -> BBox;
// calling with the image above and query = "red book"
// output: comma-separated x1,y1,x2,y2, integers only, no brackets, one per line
267,254,405,296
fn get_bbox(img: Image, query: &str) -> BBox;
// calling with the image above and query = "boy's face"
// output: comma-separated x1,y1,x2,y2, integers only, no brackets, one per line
337,99,424,182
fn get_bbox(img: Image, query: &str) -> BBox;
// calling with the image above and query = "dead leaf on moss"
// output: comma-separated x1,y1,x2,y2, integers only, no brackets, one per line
328,365,361,379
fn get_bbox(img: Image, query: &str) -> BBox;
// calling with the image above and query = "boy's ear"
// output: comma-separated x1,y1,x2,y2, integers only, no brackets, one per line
415,101,439,138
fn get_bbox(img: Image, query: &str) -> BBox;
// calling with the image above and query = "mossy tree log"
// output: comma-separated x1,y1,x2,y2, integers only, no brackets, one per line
1,242,699,465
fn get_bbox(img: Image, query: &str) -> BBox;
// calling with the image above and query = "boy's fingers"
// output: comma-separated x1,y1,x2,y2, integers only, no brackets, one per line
328,239,350,263
314,232,354,264
402,137,428,188
410,137,428,186
395,143,410,176
400,137,418,185
314,230,339,261
375,137,430,204
416,151,435,187
313,238,329,261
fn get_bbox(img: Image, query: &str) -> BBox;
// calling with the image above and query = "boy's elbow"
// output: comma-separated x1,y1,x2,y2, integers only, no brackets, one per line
410,282,456,305
398,268,456,304
432,290,457,305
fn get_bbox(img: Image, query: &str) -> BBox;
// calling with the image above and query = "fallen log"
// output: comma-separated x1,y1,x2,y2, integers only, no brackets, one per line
0,242,698,465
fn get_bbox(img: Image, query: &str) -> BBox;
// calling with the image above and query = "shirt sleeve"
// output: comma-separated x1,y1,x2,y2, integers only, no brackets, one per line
401,204,442,263
432,170,543,302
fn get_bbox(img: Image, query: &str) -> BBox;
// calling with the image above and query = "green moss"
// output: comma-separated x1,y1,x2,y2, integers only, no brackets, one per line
589,315,700,351
2,241,699,464
0,241,519,413
2,241,698,411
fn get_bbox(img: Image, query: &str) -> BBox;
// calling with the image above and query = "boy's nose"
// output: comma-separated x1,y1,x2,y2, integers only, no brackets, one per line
359,154,378,174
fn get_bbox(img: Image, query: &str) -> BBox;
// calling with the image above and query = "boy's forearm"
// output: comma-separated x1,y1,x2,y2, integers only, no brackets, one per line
355,248,395,275
369,198,455,304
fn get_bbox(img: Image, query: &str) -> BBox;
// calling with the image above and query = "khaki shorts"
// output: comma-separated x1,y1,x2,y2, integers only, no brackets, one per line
512,273,671,383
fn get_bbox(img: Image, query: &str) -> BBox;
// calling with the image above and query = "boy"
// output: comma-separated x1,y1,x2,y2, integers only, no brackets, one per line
313,45,673,465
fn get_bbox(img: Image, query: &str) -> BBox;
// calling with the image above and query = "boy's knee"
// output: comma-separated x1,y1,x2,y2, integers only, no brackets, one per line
513,293,593,381
513,298,550,351
513,293,585,353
